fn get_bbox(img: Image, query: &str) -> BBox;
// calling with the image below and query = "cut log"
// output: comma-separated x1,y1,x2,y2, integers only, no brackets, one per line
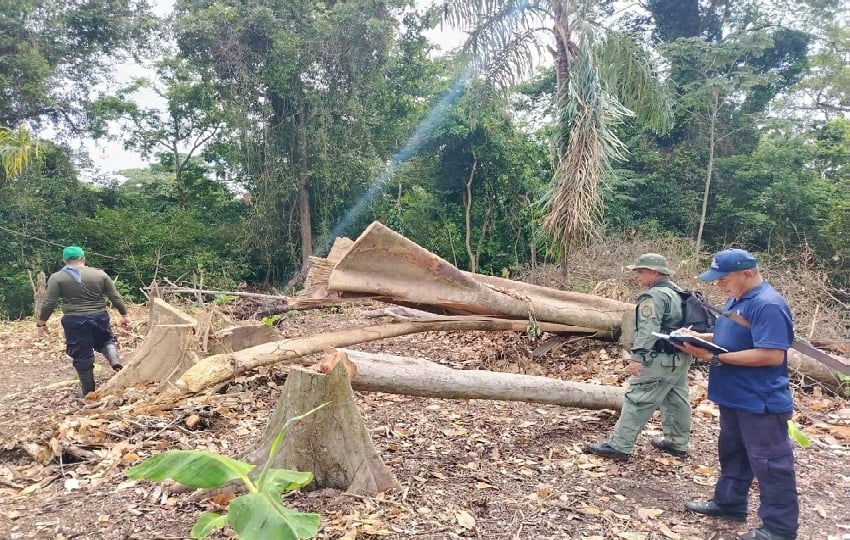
173,318,610,395
207,324,281,355
340,349,626,411
246,358,400,495
788,350,847,393
319,222,632,336
101,298,199,394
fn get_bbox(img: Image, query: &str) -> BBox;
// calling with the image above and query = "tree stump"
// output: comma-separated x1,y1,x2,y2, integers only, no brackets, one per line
102,298,199,394
247,359,400,496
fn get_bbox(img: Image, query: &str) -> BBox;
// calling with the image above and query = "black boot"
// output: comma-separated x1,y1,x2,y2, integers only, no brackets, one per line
100,342,123,371
77,369,96,397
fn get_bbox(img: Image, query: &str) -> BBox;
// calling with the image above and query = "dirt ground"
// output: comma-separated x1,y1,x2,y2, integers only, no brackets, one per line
1,299,849,540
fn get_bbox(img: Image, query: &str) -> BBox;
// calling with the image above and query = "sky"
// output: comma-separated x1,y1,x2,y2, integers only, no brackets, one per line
82,0,465,178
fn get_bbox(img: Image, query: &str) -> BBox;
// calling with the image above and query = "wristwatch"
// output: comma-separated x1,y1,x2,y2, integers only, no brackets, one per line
710,353,722,367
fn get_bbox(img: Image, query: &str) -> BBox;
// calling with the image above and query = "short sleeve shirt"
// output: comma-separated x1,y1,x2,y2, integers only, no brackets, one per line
709,282,794,414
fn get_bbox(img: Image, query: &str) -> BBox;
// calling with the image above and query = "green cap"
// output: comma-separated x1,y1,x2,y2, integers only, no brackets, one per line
626,253,674,275
62,245,85,261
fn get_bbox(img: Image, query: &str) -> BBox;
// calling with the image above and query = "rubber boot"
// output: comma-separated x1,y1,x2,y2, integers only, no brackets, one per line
101,342,123,371
77,369,96,397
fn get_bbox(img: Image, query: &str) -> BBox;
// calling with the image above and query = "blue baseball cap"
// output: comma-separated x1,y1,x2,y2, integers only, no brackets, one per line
699,248,758,281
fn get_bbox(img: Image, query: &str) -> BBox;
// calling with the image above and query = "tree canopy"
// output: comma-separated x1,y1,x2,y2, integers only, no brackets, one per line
1,0,849,318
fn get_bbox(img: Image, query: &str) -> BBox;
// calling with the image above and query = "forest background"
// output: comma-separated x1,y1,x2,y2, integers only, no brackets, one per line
2,0,849,320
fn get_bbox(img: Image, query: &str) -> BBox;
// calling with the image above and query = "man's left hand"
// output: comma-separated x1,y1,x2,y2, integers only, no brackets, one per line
628,361,642,377
678,342,711,360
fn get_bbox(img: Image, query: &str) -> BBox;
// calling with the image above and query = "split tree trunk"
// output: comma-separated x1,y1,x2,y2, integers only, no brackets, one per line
324,222,632,337
102,298,199,394
246,360,400,495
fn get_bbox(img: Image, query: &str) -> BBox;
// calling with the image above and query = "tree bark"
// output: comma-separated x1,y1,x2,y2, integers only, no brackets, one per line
102,298,199,394
464,150,479,273
695,88,719,253
788,349,848,393
326,222,632,334
246,359,401,495
173,317,611,395
341,349,625,411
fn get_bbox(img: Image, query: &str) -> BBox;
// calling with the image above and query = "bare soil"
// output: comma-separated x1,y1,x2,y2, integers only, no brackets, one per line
1,297,849,540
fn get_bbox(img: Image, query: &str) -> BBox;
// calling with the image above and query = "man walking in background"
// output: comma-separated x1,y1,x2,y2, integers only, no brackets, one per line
36,246,131,397
585,253,692,460
678,249,798,540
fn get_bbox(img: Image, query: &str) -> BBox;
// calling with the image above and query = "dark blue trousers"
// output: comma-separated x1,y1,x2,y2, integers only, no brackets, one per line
61,312,116,371
714,405,799,536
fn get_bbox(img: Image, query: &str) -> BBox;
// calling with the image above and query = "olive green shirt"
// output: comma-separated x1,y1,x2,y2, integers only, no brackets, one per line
39,266,128,320
631,279,685,362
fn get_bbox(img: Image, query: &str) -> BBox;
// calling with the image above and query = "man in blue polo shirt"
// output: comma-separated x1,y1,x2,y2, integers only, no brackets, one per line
676,249,798,540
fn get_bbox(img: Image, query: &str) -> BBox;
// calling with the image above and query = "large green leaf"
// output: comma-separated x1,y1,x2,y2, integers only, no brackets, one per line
127,450,255,488
229,492,320,540
787,420,811,449
258,469,314,496
190,511,229,539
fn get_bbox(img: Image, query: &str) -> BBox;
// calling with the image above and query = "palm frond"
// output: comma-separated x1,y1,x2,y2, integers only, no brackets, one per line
583,23,674,134
436,0,551,91
0,126,43,181
542,43,629,252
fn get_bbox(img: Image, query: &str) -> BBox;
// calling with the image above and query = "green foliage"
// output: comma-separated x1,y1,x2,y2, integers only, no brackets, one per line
262,315,282,327
0,0,156,130
837,373,850,398
213,295,238,305
2,0,850,322
127,404,327,539
0,126,42,181
787,420,811,449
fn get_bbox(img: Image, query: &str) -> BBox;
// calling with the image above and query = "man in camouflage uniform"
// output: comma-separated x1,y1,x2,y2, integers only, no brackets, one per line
585,253,692,460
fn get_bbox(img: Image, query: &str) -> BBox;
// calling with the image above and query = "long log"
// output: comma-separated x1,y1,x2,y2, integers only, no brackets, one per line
326,222,632,335
173,318,610,394
341,349,625,411
788,350,847,393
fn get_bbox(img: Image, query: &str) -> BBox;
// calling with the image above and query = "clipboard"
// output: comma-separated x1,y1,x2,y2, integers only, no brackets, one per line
651,331,729,354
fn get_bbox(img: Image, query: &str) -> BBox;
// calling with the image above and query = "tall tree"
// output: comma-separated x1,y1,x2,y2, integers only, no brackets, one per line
91,58,225,210
434,0,672,260
0,0,155,131
631,0,822,250
173,0,419,281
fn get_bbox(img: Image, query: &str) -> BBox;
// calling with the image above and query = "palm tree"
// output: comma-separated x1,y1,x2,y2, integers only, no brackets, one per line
435,0,672,260
0,125,42,181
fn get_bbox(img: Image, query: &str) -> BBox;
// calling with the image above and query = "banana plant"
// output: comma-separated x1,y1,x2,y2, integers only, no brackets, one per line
127,403,328,539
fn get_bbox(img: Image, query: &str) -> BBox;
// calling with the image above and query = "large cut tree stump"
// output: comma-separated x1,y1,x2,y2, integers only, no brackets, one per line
246,359,400,495
102,298,199,394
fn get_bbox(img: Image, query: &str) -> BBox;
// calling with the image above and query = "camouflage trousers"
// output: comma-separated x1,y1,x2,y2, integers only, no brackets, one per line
609,355,692,454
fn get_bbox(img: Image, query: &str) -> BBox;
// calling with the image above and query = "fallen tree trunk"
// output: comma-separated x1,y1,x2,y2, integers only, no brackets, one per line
788,350,847,393
173,318,609,394
340,349,625,411
323,222,632,338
